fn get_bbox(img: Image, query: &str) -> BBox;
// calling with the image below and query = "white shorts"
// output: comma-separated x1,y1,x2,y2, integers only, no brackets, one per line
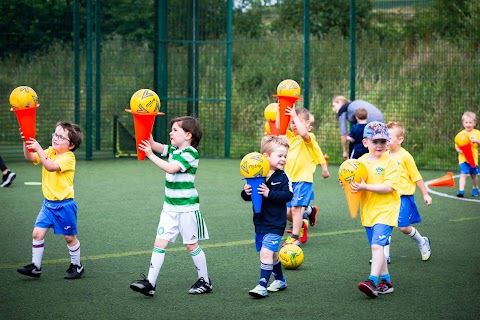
156,210,209,244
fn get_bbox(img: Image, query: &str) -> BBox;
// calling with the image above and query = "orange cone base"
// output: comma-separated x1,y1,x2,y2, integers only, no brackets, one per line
343,184,360,218
429,172,455,187
11,107,38,153
126,109,164,160
273,95,301,135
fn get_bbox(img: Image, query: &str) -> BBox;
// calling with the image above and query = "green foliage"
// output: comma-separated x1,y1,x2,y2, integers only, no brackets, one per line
0,0,73,57
271,0,373,38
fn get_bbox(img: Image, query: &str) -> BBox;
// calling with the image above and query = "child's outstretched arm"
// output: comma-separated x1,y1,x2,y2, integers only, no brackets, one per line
416,180,432,205
138,140,181,174
25,138,61,172
148,135,165,154
286,106,310,142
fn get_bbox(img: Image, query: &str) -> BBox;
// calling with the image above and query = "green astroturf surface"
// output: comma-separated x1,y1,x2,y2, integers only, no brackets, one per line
1,159,479,319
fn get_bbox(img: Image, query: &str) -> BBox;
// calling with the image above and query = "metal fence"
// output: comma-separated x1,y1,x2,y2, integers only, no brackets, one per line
1,0,478,170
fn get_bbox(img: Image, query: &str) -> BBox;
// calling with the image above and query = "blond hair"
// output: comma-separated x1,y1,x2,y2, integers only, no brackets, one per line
386,121,405,137
332,95,349,105
462,111,477,122
261,135,289,155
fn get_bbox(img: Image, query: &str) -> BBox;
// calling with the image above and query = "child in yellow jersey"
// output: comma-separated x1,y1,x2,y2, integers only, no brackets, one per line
350,121,400,298
386,122,432,262
282,106,329,246
17,122,84,280
455,111,480,197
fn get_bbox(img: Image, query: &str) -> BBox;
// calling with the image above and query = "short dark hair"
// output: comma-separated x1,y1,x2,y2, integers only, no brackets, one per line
171,116,202,149
56,122,82,151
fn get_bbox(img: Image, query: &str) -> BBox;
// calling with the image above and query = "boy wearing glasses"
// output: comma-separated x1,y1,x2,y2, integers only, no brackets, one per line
349,121,400,298
17,122,84,280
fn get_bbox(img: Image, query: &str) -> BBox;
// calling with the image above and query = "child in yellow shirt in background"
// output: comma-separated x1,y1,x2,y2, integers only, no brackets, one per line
386,122,432,262
455,111,480,197
350,121,400,298
282,106,329,246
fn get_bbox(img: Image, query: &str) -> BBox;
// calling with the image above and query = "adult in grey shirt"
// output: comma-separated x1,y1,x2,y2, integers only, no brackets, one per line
332,96,384,160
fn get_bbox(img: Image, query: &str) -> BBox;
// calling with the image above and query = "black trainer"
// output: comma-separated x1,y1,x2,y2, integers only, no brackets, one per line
1,170,16,187
17,263,42,278
130,275,155,297
64,263,84,279
188,277,212,294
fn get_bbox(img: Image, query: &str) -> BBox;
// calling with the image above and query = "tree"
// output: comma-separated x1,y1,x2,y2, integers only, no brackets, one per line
271,0,373,38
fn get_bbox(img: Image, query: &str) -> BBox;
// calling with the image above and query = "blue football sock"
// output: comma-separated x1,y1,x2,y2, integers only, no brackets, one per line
380,274,391,283
368,275,379,287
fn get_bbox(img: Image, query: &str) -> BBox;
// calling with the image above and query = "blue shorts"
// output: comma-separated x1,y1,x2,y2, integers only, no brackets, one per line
459,162,479,175
34,199,78,235
255,233,282,253
365,224,393,247
287,182,314,208
398,195,422,227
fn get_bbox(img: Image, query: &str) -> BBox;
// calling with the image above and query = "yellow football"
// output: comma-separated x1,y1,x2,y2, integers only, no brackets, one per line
338,159,368,185
264,103,278,121
279,244,304,270
129,89,161,114
276,79,301,98
239,152,270,178
454,131,471,147
9,86,39,110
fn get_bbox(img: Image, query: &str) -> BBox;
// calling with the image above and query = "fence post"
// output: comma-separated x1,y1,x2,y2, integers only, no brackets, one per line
225,0,233,157
349,0,356,102
303,0,310,109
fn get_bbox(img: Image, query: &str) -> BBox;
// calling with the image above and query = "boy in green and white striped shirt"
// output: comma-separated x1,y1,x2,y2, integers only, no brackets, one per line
130,116,211,296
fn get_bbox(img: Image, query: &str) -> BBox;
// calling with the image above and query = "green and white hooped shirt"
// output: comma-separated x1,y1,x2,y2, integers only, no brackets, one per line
161,144,200,213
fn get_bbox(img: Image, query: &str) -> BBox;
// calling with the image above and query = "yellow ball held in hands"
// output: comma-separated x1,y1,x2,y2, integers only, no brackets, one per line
9,86,39,110
129,89,161,114
276,79,301,98
239,152,270,178
454,131,471,147
338,159,368,185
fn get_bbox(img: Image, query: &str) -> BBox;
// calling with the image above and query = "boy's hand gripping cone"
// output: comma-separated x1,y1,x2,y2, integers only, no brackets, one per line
273,79,301,135
246,176,267,213
125,89,164,160
240,152,270,214
338,159,368,218
455,132,475,168
9,86,40,153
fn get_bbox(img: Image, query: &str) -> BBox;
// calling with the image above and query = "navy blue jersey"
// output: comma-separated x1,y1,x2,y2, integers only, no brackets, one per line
241,169,293,236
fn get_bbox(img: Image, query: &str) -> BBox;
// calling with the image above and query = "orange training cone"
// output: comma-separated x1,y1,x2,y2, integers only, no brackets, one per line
267,120,279,135
342,184,361,218
246,176,266,214
126,109,163,160
458,144,475,168
274,95,301,135
11,107,38,153
429,172,455,188
455,132,475,167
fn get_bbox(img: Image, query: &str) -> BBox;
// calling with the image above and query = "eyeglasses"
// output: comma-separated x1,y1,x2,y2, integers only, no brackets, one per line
371,140,387,145
52,132,70,142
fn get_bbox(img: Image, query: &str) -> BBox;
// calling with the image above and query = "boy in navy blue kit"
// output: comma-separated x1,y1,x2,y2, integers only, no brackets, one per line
241,135,293,298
